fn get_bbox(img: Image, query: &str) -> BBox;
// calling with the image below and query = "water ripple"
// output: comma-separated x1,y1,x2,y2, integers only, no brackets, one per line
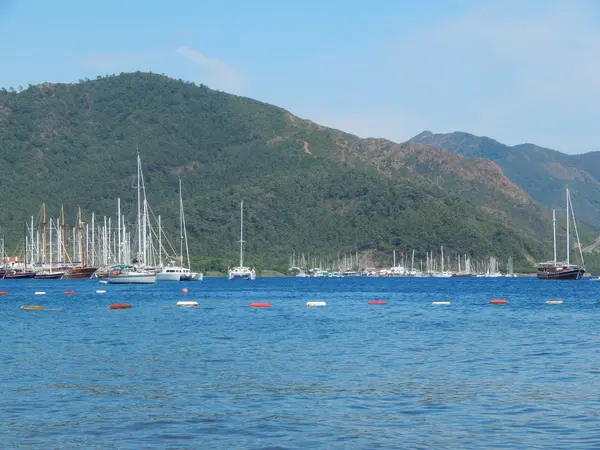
1,277,600,448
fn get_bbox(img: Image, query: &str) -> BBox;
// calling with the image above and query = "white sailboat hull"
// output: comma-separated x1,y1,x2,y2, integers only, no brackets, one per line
108,272,157,284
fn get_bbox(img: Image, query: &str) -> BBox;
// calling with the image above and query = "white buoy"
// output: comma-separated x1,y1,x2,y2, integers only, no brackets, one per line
432,301,451,305
34,291,46,295
96,290,107,294
177,301,198,307
546,300,563,305
307,301,327,307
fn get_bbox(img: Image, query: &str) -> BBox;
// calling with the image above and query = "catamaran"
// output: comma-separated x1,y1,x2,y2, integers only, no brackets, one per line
227,200,256,280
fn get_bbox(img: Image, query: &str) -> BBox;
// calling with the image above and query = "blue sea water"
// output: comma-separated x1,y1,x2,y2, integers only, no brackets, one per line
1,276,600,449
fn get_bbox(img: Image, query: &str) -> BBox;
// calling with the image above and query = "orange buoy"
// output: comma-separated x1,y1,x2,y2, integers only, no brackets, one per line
64,291,75,295
0,291,8,295
181,287,189,294
368,300,387,305
109,303,132,310
489,299,507,305
250,302,270,308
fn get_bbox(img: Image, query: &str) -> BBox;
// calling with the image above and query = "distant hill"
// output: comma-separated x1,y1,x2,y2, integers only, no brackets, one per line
0,72,575,272
412,130,600,229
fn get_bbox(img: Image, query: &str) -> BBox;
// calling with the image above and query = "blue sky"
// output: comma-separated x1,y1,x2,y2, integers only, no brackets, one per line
1,0,599,153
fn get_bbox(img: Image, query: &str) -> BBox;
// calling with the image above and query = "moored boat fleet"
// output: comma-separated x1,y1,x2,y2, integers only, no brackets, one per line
290,248,517,278
289,187,588,282
0,154,203,284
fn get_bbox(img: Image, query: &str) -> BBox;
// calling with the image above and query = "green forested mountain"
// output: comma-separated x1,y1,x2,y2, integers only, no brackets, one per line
0,72,578,273
412,130,600,229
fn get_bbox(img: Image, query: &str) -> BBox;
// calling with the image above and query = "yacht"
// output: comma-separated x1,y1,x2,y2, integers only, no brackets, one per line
227,200,256,280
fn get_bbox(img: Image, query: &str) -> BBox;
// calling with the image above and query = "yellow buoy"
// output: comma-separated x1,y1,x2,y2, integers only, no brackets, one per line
21,305,44,311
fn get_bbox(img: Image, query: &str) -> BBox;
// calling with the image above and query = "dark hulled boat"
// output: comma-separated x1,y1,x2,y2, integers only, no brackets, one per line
537,264,585,280
537,188,585,281
4,270,36,279
34,271,66,279
62,266,98,279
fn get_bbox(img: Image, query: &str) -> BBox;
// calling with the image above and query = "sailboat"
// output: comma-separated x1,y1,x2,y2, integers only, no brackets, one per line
62,206,99,279
35,203,65,279
4,222,36,279
156,179,202,282
108,152,156,284
537,187,585,280
227,200,256,280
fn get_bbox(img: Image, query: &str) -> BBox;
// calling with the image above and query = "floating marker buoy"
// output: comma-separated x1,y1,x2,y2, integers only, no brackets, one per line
368,300,387,305
109,303,132,310
21,305,43,310
307,301,326,307
432,301,451,305
177,301,198,307
96,290,107,294
250,302,270,308
0,291,8,295
34,291,46,295
489,299,507,304
64,291,75,295
546,300,563,305
181,288,189,294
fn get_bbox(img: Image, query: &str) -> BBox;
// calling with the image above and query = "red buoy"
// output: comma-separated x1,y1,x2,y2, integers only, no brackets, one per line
489,299,507,305
64,291,75,295
368,300,387,305
250,302,270,308
109,303,132,310
0,291,8,295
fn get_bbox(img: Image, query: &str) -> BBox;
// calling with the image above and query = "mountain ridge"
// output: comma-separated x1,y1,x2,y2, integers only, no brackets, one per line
410,130,600,230
0,72,583,272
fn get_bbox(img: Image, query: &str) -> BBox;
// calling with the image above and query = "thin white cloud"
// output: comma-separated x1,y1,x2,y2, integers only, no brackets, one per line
388,1,600,151
176,46,245,93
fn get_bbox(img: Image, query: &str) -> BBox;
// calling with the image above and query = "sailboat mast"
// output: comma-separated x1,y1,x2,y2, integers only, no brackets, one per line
42,202,46,265
137,150,142,266
49,218,53,271
23,221,27,271
552,209,557,266
30,215,34,267
183,195,191,271
566,187,570,266
91,213,95,266
239,200,244,268
568,188,585,268
117,198,121,264
179,178,183,265
78,207,84,266
61,205,66,264
158,215,162,267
